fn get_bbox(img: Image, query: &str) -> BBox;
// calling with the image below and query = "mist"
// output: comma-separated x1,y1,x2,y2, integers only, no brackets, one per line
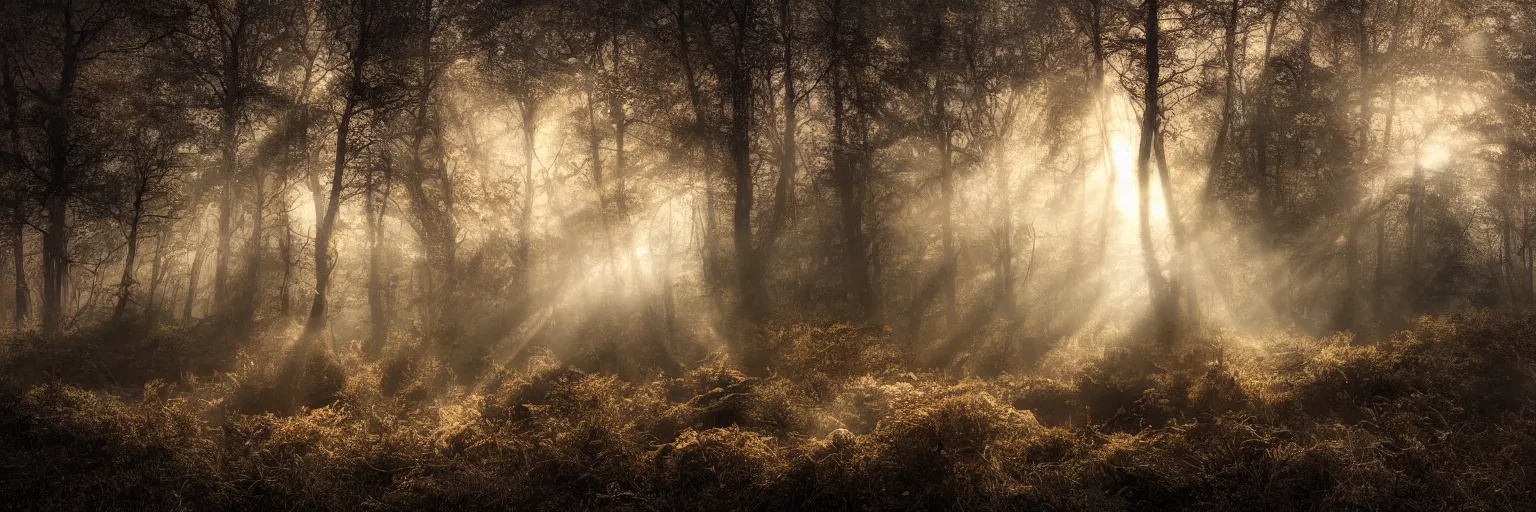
3,0,1535,509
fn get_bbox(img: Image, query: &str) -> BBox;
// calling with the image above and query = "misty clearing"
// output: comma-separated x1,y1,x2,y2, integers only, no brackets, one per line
3,0,1536,510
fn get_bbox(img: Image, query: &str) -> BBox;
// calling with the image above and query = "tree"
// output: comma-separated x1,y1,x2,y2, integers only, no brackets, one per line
400,0,460,343
155,0,289,318
105,90,191,322
4,0,148,335
303,0,410,338
0,47,33,328
1136,0,1177,343
823,0,880,324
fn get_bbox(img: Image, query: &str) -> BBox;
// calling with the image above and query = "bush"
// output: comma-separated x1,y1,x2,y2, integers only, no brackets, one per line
0,314,1532,509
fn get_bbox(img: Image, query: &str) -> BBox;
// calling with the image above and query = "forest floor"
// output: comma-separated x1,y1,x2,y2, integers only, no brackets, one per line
2,313,1534,510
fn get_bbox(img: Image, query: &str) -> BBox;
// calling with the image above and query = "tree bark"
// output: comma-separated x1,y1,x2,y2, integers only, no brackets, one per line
1500,198,1518,306
586,78,620,283
1203,0,1240,215
677,0,730,326
1341,0,1372,336
1253,1,1285,237
762,0,796,261
144,228,167,328
41,38,80,336
184,247,205,322
833,86,875,322
828,0,877,324
1137,0,1175,343
404,1,457,338
11,212,27,327
1376,84,1397,325
305,42,367,338
305,102,354,337
214,12,246,313
279,197,292,317
996,155,1016,316
1155,134,1194,322
239,163,263,322
365,160,391,356
214,129,235,311
113,179,148,322
3,56,27,328
728,1,766,374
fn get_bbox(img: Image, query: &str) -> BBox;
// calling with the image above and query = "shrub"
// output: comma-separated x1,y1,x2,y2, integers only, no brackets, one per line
655,427,787,509
0,314,1533,510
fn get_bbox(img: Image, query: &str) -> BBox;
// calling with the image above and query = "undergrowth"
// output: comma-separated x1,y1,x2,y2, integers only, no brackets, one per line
2,313,1533,510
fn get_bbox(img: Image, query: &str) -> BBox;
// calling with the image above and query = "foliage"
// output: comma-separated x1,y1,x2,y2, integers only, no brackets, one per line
3,313,1533,510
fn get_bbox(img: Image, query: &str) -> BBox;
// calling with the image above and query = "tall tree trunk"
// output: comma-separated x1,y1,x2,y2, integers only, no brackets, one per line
611,37,629,218
1500,152,1523,305
209,0,252,316
677,0,728,325
41,31,81,336
178,174,212,324
1342,0,1372,336
214,133,235,312
1406,161,1423,283
38,0,121,335
1376,84,1397,325
763,0,796,259
729,1,766,374
146,228,168,329
1521,211,1529,304
1501,199,1517,307
828,0,877,324
184,247,205,322
366,173,381,347
404,0,457,337
306,104,354,337
1202,0,1241,214
240,165,263,322
113,181,148,322
988,89,1023,322
730,61,758,324
365,162,391,356
938,102,957,335
606,33,672,373
413,59,445,329
996,154,1016,317
279,199,292,317
305,11,371,338
1155,134,1194,321
42,114,73,335
1137,0,1174,343
10,208,26,327
1253,1,1285,237
3,57,27,328
833,85,875,322
611,38,648,296
307,117,324,226
517,98,537,297
933,18,957,337
214,38,241,313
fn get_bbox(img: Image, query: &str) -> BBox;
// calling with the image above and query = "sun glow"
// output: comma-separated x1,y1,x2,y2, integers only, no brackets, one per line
1100,87,1169,226
1420,139,1451,169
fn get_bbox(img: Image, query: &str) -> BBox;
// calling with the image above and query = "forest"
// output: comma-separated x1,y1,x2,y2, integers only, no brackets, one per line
2,0,1535,509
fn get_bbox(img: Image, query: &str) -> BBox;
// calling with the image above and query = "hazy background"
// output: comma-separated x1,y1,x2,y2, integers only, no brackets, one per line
0,0,1531,380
